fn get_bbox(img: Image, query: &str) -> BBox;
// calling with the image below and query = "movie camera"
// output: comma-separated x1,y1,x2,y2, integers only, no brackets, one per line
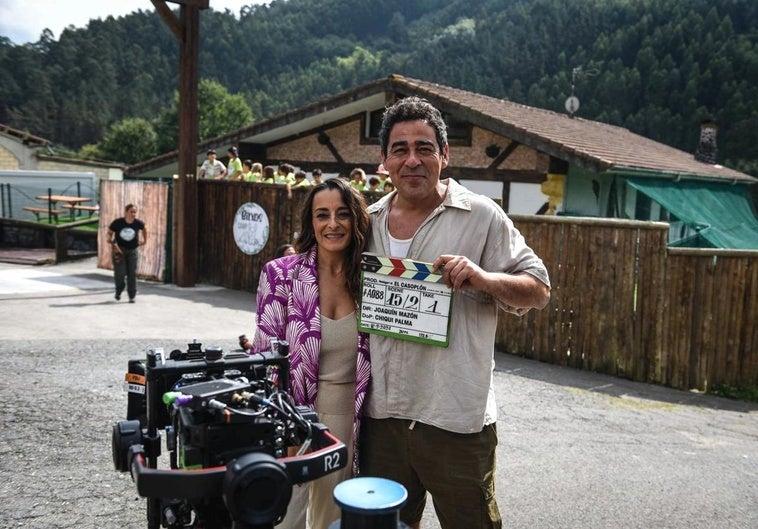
112,339,347,529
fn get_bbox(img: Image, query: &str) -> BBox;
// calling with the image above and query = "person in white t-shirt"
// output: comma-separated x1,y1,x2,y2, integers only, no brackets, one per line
198,149,226,179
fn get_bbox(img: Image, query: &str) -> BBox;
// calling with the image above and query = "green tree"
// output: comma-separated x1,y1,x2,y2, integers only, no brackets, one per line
154,78,253,155
100,117,157,164
78,143,105,160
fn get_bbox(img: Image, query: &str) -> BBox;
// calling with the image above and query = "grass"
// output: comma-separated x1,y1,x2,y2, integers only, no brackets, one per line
709,382,758,402
27,215,99,229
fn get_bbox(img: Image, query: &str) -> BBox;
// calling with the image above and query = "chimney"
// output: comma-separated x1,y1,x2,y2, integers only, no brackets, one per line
694,119,718,164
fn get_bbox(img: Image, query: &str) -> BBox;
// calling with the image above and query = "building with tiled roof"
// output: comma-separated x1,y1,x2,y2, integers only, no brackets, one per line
0,123,125,221
129,74,758,248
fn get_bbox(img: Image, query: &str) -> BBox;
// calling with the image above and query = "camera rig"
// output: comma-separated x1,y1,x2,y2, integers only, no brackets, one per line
112,340,347,529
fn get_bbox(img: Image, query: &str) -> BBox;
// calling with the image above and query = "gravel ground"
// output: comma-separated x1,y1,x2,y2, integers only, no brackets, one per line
1,258,756,529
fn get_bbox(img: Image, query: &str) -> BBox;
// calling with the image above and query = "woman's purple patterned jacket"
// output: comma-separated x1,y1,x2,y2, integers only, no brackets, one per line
250,245,370,473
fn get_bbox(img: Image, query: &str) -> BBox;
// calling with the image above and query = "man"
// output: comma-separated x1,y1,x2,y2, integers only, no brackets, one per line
199,149,226,179
361,97,551,529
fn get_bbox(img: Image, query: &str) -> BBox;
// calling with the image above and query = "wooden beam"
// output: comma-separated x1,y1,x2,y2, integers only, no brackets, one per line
317,131,345,164
167,0,209,7
173,4,201,286
154,0,205,287
151,1,181,39
487,140,520,172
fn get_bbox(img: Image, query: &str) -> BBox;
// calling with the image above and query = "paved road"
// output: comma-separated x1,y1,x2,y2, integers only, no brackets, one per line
0,257,756,529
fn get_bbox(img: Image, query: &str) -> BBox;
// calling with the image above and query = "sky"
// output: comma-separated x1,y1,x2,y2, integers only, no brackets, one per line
0,1,269,45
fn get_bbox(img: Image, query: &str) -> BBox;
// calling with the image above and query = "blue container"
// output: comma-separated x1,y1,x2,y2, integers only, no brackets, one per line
328,477,410,529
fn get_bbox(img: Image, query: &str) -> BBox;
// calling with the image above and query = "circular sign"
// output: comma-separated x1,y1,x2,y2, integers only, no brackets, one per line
565,96,580,114
233,202,269,255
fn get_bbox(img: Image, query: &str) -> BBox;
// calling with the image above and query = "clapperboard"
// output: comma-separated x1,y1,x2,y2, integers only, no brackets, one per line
359,252,453,347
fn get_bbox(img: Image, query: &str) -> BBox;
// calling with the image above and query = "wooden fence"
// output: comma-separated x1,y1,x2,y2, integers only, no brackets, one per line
98,180,757,392
498,215,757,392
97,180,170,281
196,180,311,290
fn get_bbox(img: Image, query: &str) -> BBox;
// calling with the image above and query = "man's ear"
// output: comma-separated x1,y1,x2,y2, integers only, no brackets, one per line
441,145,450,169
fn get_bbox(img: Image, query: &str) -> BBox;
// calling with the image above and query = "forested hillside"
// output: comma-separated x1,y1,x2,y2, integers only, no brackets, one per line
1,0,757,175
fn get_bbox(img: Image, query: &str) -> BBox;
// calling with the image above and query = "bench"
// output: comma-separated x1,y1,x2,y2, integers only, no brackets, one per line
23,206,63,222
63,204,99,218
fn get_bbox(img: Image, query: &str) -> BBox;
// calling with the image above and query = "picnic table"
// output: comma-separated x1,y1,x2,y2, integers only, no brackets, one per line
32,194,96,221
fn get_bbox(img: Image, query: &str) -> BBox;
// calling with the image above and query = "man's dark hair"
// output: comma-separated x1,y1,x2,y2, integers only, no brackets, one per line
378,96,448,156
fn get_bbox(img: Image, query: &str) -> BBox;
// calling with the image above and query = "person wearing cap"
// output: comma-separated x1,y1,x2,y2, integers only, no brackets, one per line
227,146,243,180
376,163,390,188
199,149,226,179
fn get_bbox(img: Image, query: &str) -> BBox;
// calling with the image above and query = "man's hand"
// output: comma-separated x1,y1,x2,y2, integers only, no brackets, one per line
433,254,484,291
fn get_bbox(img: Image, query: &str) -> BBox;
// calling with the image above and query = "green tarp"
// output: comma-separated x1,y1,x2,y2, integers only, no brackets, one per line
626,178,758,249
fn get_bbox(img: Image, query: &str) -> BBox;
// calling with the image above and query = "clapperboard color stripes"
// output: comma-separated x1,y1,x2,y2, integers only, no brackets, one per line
360,253,445,283
359,253,453,347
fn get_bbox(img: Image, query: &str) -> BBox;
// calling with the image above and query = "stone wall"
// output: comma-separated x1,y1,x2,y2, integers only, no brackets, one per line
0,145,20,170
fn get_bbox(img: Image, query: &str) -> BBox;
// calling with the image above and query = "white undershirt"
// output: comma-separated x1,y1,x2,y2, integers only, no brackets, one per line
388,233,412,258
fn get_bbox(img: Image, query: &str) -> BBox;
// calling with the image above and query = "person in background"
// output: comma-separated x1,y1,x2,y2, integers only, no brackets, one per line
226,146,243,180
278,163,296,185
198,149,226,179
311,168,323,185
261,165,277,184
376,163,390,188
361,96,551,529
366,175,381,192
241,159,258,182
275,243,296,258
293,170,312,187
348,168,366,191
381,179,395,193
237,241,299,351
248,178,371,529
107,203,147,303
251,162,263,181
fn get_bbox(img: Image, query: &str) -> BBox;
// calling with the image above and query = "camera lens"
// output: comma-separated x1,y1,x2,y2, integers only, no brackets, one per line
223,452,292,525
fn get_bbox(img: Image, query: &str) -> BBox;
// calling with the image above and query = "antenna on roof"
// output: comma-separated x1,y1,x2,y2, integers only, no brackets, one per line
565,66,598,118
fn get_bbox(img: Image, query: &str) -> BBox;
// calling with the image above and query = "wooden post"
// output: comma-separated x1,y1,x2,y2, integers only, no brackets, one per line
152,0,208,286
54,227,67,263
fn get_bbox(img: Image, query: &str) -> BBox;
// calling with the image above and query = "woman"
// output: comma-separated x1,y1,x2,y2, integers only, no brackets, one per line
107,203,147,303
249,178,371,529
